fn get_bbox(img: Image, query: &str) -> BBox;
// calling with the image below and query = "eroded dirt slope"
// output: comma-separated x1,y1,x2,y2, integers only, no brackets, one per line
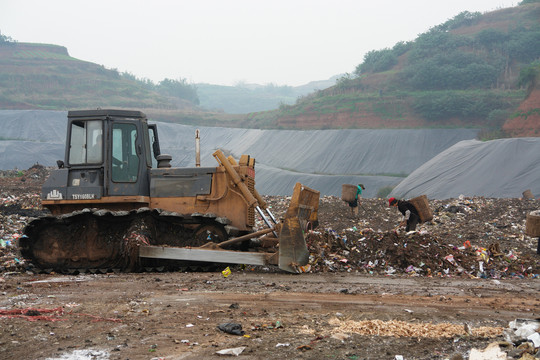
503,79,540,137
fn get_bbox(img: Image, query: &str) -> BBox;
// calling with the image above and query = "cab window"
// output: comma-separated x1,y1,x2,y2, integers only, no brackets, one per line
111,123,139,182
143,123,154,168
68,120,103,165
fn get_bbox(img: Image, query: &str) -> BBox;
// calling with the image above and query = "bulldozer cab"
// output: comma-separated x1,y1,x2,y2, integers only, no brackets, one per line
62,109,156,198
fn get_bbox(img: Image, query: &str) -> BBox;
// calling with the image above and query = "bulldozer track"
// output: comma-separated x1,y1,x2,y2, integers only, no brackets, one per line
20,207,234,273
26,264,219,275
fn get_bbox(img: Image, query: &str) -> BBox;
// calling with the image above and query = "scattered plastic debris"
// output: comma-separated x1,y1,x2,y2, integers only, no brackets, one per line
469,342,506,360
44,349,110,360
216,346,245,356
217,322,245,335
504,318,540,344
221,266,232,278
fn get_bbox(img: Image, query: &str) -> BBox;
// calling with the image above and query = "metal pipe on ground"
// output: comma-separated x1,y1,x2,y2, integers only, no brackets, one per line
217,227,275,248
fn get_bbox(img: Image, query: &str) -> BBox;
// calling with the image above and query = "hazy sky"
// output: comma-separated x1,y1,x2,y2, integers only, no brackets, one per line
1,0,518,86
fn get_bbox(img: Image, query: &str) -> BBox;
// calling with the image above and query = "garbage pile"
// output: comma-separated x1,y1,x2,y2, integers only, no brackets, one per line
0,167,539,278
264,195,540,279
0,164,49,196
0,165,48,273
0,192,43,272
466,319,540,359
303,227,539,278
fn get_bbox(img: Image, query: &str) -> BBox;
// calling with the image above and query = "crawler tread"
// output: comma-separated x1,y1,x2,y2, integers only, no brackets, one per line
21,208,231,273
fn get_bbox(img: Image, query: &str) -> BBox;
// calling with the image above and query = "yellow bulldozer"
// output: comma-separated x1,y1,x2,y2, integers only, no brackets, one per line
20,109,319,273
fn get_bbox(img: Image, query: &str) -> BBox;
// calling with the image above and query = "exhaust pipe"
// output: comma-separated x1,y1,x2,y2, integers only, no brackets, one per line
195,129,200,167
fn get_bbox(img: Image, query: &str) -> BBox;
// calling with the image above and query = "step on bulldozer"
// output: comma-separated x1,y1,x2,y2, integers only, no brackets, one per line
20,109,319,273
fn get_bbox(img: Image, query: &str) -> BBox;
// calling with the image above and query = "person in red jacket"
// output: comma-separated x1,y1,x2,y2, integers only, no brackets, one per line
389,197,419,232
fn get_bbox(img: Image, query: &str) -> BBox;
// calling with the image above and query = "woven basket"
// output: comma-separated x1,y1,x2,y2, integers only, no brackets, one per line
526,210,540,237
409,195,433,223
341,184,357,202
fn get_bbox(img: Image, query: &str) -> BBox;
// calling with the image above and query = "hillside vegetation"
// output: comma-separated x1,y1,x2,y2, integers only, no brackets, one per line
196,76,339,114
245,1,540,136
0,32,329,124
0,36,236,125
1,1,540,134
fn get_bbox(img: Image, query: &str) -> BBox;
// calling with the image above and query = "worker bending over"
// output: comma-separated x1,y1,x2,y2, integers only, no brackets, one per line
389,197,419,232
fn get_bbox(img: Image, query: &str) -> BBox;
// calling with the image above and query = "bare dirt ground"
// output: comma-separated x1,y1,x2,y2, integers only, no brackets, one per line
0,167,539,360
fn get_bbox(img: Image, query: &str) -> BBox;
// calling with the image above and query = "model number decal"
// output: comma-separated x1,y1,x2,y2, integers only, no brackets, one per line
72,194,96,200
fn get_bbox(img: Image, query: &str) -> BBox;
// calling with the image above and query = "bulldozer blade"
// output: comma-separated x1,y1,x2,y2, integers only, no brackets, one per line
285,183,320,227
278,216,309,273
278,183,319,273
